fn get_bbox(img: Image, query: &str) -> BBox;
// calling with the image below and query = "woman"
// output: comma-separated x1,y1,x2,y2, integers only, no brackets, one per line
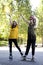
9,16,23,59
21,15,36,60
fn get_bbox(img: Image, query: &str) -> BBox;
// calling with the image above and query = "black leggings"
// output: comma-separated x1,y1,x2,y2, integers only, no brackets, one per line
25,36,36,56
9,39,21,54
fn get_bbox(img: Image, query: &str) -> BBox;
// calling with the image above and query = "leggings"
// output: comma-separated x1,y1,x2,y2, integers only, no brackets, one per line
25,35,36,56
9,39,21,54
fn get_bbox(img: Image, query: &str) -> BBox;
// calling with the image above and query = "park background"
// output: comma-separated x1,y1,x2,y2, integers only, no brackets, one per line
0,0,43,47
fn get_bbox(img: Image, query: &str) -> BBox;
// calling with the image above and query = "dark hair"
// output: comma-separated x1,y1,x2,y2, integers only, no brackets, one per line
12,20,17,28
30,15,34,20
29,15,36,26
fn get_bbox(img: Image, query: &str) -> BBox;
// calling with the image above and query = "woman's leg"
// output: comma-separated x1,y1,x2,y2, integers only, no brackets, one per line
9,39,12,56
25,40,31,56
31,36,36,60
13,39,23,56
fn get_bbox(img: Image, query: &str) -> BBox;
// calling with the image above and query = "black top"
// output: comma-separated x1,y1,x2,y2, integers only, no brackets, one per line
28,23,36,39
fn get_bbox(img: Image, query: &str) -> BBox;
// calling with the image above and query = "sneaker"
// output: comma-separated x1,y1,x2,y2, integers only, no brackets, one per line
9,53,13,59
20,52,23,57
9,55,13,59
23,55,26,60
31,56,34,61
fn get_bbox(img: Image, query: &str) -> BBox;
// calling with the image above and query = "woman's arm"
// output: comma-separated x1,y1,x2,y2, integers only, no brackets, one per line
9,15,13,25
21,14,29,24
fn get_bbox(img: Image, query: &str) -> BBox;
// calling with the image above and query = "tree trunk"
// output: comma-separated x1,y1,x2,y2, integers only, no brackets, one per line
42,36,43,47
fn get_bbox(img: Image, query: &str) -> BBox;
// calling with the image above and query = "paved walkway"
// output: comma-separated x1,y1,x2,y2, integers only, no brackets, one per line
0,47,43,65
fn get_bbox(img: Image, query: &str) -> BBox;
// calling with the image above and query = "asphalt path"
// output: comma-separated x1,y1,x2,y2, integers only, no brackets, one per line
0,47,43,65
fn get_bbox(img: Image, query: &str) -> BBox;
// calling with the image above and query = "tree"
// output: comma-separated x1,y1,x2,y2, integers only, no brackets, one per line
35,0,43,46
16,0,32,42
16,0,32,18
0,0,32,45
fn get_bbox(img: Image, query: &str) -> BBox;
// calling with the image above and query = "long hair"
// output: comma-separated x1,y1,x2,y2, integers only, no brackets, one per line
12,21,17,28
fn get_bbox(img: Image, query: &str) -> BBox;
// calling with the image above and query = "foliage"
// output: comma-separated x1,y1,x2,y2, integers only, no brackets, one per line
0,0,43,46
0,0,32,46
35,0,43,37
